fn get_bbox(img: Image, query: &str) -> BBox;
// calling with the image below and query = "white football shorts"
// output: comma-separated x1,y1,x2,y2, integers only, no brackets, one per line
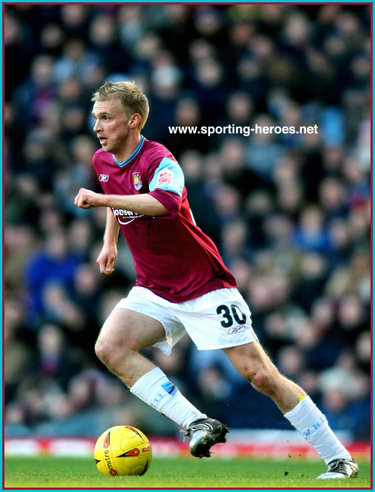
114,286,258,354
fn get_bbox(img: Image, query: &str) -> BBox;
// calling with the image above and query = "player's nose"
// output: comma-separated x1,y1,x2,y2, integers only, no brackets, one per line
93,120,102,133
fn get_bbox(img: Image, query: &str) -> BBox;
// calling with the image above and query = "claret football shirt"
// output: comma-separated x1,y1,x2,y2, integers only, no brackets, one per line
93,136,236,302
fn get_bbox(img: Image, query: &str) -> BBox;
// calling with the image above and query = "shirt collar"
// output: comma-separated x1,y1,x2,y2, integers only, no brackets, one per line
112,135,145,167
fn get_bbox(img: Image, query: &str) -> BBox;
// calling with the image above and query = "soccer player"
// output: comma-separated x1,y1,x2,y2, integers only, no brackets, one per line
74,81,358,479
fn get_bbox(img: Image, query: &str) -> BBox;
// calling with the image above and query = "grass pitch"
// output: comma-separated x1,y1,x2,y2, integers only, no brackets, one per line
4,456,371,489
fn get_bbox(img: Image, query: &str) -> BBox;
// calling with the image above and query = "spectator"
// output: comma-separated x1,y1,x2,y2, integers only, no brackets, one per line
25,229,83,326
292,205,332,253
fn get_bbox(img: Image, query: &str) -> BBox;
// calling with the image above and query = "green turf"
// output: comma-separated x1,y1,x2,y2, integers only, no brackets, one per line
4,456,371,488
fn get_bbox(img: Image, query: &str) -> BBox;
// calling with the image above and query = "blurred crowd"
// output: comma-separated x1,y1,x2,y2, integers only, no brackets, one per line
5,4,370,440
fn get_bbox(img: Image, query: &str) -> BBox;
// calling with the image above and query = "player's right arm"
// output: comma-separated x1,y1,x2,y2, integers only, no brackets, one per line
96,208,120,275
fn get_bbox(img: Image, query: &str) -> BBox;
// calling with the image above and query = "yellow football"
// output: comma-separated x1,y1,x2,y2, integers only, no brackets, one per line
94,425,152,476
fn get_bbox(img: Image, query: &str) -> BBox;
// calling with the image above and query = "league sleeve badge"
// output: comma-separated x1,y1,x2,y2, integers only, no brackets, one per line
156,169,173,186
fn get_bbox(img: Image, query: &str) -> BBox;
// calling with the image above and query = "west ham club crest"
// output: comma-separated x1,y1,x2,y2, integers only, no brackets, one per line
132,172,143,191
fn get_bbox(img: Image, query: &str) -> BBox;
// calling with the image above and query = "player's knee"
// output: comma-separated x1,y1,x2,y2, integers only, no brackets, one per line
95,336,123,368
95,336,111,365
249,367,279,396
95,333,136,370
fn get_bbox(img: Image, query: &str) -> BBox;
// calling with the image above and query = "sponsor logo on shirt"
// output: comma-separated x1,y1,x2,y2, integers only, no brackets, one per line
112,208,144,225
157,169,173,186
99,174,109,182
132,171,143,190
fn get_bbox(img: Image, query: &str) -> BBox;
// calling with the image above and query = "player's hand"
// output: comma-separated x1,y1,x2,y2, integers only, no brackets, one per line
96,244,118,275
74,188,104,209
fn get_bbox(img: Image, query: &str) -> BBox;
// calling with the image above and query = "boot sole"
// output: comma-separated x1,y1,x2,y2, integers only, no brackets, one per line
190,424,229,458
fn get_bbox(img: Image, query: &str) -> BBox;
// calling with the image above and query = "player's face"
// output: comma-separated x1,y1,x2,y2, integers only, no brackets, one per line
92,99,132,157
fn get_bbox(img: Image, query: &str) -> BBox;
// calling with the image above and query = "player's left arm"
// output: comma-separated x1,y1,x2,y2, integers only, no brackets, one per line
74,189,168,216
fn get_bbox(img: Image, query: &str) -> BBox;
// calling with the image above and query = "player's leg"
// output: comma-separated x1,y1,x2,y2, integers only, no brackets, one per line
95,307,164,386
224,341,358,479
95,305,207,429
224,341,304,413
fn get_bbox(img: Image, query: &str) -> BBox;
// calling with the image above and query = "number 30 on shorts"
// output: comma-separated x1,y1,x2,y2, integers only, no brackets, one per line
216,304,247,328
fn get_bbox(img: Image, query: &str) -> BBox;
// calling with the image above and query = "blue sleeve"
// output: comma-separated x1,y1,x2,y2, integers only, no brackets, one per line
149,157,184,196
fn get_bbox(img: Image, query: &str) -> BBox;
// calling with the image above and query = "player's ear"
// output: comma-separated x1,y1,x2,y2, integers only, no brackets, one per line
128,113,142,129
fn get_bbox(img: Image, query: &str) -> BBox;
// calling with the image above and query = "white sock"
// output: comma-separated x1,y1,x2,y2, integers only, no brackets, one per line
130,367,207,429
284,396,351,464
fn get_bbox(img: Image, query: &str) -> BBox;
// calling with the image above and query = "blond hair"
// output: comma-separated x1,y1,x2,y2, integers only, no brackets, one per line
91,81,149,129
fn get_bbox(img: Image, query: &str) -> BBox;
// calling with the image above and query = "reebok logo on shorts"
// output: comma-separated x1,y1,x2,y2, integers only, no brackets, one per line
228,325,246,335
